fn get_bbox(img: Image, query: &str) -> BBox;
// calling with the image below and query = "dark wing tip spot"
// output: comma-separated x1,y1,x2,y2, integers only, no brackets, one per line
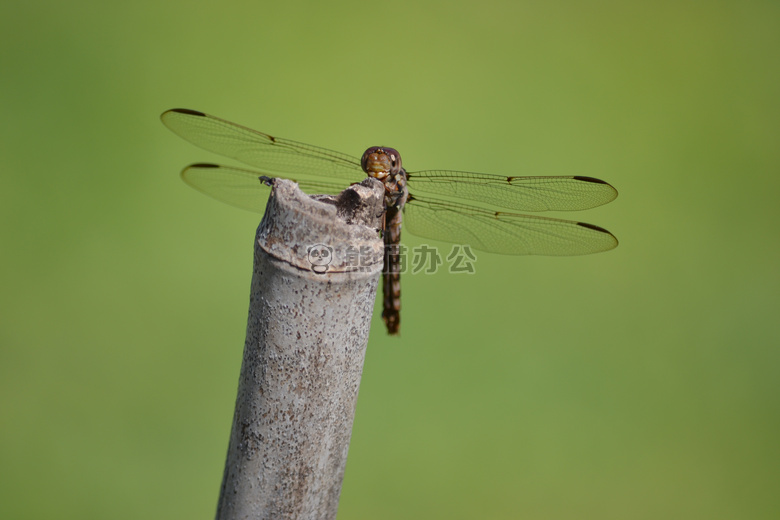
577,221,612,234
573,176,608,184
189,163,220,168
170,108,206,117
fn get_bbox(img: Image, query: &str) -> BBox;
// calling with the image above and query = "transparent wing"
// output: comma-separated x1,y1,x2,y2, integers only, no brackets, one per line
181,163,351,213
407,171,618,211
161,109,364,182
403,195,618,256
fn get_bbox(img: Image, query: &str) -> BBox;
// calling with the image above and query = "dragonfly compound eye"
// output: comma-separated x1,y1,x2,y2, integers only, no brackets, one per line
361,147,403,176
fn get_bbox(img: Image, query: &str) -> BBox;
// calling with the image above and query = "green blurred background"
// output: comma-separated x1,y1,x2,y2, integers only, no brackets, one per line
2,1,778,518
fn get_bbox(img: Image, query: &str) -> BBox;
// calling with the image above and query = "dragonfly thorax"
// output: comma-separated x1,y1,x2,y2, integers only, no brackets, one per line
361,146,408,209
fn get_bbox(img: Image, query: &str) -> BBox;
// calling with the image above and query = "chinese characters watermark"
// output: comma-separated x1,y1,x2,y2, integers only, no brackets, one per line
307,243,477,274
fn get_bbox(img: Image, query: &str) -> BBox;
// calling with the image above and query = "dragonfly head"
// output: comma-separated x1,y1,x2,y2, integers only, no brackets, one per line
361,147,403,179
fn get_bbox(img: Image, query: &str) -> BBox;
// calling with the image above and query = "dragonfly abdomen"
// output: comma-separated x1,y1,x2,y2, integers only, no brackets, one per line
382,205,404,335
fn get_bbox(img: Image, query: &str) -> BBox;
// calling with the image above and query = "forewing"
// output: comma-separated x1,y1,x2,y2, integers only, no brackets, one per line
407,171,618,211
161,109,364,182
403,196,618,256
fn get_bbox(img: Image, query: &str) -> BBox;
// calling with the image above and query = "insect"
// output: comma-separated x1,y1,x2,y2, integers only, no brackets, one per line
161,109,618,335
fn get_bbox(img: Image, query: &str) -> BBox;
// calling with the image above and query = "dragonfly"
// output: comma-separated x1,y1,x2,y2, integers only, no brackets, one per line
161,108,618,335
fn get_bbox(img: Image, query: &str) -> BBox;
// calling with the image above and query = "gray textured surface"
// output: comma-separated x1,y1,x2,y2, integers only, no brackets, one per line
215,179,385,520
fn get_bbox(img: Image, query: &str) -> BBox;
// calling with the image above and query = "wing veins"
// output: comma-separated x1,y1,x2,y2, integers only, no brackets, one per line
403,195,617,256
407,170,618,211
161,109,363,181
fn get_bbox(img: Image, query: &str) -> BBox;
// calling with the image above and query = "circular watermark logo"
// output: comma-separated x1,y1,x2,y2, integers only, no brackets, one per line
307,243,333,274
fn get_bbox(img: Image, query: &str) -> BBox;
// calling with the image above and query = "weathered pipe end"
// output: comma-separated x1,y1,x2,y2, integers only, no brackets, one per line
215,178,385,520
